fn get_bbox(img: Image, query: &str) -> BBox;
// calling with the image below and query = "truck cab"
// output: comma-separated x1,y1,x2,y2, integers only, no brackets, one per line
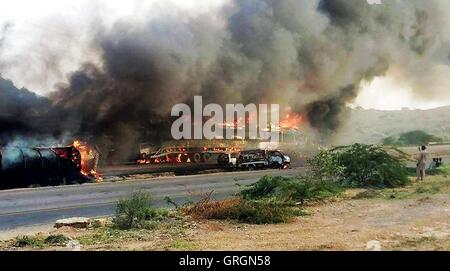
236,149,291,170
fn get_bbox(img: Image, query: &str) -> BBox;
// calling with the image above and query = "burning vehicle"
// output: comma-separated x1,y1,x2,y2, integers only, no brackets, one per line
135,114,307,167
136,138,246,165
0,141,101,189
236,150,291,170
138,145,242,164
237,150,291,170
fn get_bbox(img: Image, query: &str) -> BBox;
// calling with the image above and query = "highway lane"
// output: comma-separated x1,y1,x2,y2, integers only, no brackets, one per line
0,168,305,231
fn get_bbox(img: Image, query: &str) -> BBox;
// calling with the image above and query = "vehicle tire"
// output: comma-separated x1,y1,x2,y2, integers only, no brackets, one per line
204,152,211,161
192,153,202,163
247,165,255,171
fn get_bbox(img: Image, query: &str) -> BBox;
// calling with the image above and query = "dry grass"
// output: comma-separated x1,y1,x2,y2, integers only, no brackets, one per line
181,191,303,224
182,196,241,220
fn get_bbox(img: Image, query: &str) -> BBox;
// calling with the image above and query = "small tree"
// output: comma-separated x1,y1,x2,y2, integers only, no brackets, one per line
308,144,410,188
398,130,442,145
113,192,154,230
382,131,443,146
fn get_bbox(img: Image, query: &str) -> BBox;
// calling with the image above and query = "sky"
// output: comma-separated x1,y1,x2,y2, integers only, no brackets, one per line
353,76,449,111
1,0,449,111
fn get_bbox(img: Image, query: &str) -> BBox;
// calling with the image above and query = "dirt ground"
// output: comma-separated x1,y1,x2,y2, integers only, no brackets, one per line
188,194,450,251
187,175,450,251
2,176,450,251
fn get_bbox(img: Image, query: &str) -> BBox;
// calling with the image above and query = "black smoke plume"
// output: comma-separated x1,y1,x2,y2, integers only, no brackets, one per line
1,0,450,159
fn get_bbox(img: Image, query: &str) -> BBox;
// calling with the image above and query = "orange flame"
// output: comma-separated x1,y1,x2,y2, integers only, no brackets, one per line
73,140,102,182
136,145,242,165
280,113,304,129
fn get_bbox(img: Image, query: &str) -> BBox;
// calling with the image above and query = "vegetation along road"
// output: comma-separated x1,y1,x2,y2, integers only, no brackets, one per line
0,168,305,231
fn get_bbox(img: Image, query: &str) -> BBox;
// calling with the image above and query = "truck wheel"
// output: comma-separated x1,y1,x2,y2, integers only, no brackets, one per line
192,153,202,163
204,153,211,161
247,165,255,171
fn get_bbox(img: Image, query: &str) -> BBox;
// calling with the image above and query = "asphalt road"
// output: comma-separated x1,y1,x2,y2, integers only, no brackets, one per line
100,160,225,177
0,168,305,231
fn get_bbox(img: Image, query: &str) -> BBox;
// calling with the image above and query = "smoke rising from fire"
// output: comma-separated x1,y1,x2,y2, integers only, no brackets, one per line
1,0,450,156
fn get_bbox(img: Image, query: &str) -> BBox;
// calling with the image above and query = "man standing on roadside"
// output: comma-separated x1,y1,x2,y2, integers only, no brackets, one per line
416,145,428,181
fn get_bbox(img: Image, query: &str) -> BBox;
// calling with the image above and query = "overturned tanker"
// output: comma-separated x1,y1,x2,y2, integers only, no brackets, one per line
0,146,96,189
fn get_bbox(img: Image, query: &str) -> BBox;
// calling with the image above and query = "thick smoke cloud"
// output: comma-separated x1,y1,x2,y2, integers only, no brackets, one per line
0,77,50,141
1,0,450,157
0,23,11,50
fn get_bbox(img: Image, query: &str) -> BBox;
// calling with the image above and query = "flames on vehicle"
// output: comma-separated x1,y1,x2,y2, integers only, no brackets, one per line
136,112,304,165
0,140,101,189
280,113,304,129
137,145,242,165
72,140,102,181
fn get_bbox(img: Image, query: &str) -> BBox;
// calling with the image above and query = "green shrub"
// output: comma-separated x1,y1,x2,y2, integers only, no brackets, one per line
44,234,69,246
112,191,166,230
428,164,450,176
239,176,343,203
383,130,443,146
399,130,442,145
13,236,45,248
185,176,336,225
308,144,410,188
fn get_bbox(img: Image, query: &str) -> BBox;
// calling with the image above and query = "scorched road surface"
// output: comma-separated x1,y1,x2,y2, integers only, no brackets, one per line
0,168,304,231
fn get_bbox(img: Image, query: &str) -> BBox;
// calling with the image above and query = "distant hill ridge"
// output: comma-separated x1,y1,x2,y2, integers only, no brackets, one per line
336,106,450,145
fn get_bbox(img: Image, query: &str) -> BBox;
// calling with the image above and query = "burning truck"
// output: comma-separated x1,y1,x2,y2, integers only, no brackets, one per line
137,144,243,165
0,141,101,189
136,128,307,170
135,112,308,166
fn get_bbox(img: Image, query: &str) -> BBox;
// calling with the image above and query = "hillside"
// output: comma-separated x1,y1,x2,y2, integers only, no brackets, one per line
335,106,450,145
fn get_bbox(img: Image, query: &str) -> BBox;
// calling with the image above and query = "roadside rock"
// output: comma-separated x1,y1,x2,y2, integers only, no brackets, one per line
90,218,111,228
54,217,91,229
66,240,81,251
366,240,382,251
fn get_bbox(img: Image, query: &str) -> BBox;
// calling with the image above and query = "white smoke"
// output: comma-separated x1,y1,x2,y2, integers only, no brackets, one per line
0,0,227,95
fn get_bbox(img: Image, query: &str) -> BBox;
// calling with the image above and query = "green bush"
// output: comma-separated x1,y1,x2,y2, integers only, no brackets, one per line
44,234,69,246
239,176,343,203
428,164,450,176
184,175,341,225
383,130,443,146
308,144,410,188
112,192,167,230
13,236,45,248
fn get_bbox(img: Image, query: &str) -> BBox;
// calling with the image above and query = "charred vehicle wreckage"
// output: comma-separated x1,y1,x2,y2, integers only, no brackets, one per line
0,128,301,190
139,143,291,171
135,128,304,168
0,141,101,189
236,150,291,170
